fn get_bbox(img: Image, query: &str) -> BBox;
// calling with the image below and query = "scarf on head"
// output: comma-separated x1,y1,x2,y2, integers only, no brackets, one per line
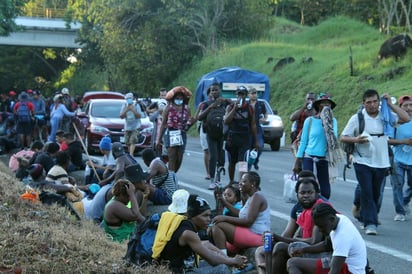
320,107,344,167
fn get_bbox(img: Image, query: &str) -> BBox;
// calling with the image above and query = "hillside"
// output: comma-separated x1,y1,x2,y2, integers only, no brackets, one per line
0,160,171,273
176,16,412,140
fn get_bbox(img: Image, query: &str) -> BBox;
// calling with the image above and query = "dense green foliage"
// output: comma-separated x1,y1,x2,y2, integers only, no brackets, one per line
174,16,412,139
1,0,412,99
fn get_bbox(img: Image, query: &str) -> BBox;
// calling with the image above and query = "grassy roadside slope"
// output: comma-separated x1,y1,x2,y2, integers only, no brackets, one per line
176,16,412,141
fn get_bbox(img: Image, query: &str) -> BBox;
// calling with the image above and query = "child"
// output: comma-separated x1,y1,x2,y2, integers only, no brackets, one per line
221,185,242,217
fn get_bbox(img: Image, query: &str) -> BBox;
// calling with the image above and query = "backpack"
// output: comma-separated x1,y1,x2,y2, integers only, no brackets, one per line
17,102,31,122
342,111,365,156
124,213,161,266
205,105,226,139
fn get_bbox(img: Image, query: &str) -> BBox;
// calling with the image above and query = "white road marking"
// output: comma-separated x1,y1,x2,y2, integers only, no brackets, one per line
179,181,412,263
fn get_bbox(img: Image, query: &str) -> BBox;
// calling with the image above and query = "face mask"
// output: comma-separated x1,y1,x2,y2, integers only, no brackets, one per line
174,99,183,105
126,98,133,105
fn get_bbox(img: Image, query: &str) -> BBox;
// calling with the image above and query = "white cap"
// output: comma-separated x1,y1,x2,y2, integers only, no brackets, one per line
125,92,133,99
168,189,190,214
61,87,69,94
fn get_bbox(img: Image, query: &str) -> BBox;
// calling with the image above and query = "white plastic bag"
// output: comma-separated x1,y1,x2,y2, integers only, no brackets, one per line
283,173,298,203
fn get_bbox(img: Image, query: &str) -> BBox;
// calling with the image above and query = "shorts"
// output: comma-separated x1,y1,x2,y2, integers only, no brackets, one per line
226,226,263,254
225,132,249,163
150,188,172,205
16,121,33,135
199,127,208,150
315,258,351,274
124,129,139,145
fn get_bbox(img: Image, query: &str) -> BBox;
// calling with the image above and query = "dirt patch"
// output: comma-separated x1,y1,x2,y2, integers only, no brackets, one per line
0,159,171,273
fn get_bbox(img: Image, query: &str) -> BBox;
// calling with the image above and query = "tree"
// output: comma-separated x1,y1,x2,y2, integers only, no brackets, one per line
0,0,23,35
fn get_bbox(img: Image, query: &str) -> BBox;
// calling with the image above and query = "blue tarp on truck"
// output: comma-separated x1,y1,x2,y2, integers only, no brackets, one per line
195,66,270,108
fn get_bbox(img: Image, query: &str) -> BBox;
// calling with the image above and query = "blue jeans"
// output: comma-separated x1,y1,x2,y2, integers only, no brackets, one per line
353,177,386,214
354,163,387,227
303,157,330,199
390,162,412,214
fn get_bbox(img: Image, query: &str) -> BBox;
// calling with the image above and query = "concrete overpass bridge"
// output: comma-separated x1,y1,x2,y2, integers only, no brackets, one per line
0,16,82,48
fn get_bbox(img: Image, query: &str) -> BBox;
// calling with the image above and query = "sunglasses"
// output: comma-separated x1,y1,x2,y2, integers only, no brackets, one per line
211,88,219,91
250,91,257,95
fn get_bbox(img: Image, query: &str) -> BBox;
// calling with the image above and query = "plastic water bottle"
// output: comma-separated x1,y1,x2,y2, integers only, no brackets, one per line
307,102,313,110
247,149,258,166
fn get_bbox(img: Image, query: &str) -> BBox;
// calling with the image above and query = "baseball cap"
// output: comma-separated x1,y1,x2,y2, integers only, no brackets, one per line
398,95,412,106
61,88,69,94
125,93,133,99
236,86,248,95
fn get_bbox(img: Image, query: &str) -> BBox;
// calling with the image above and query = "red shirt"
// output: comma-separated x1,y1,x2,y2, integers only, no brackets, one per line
296,198,329,238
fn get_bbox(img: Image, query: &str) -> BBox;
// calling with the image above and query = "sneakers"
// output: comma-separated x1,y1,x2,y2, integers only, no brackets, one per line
365,225,377,235
394,214,406,221
208,182,217,190
253,163,259,170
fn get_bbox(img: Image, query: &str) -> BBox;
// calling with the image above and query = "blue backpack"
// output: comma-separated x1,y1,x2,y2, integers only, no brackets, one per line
124,213,161,265
17,102,31,122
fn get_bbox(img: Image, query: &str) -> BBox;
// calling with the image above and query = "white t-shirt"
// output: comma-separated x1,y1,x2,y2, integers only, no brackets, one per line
331,214,367,274
341,109,396,168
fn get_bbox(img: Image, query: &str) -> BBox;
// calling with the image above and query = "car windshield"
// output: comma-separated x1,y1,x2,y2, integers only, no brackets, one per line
91,101,147,118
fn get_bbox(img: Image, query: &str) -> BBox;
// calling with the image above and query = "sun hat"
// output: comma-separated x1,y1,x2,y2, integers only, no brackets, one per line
398,95,412,106
61,88,69,94
99,136,112,151
168,189,190,214
125,92,134,99
125,164,149,182
313,92,336,112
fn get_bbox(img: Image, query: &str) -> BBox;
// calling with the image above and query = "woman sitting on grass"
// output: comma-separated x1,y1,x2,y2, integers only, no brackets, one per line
102,178,146,242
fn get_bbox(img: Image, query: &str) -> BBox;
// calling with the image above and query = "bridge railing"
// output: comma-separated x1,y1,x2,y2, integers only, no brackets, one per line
20,7,66,19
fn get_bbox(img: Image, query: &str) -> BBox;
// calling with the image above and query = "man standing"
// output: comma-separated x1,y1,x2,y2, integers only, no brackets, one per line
199,83,232,188
248,88,268,170
290,92,317,144
340,89,410,235
120,92,143,156
224,86,259,184
389,95,412,221
13,92,34,149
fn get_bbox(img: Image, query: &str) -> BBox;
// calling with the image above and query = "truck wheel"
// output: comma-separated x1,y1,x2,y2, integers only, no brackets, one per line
270,138,280,151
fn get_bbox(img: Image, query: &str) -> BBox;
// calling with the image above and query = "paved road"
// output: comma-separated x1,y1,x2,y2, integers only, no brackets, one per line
153,137,411,273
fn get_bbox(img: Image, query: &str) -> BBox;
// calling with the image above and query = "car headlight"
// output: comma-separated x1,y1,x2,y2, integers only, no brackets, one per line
269,118,283,128
90,125,110,133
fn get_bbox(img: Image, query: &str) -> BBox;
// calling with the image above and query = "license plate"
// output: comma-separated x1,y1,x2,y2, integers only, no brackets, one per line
120,136,125,143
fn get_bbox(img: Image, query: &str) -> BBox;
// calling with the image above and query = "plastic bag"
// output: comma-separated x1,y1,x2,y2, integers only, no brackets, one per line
283,173,298,203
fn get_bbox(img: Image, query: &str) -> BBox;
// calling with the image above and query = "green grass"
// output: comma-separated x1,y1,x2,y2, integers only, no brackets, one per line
174,16,412,141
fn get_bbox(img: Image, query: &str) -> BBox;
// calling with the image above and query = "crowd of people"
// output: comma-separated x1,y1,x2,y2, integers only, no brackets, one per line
4,83,412,273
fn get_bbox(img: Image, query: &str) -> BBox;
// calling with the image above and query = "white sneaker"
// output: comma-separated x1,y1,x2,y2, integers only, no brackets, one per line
394,214,406,222
208,183,217,190
365,225,377,235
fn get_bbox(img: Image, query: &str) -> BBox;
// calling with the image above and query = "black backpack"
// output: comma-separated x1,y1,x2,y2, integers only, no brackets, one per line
205,105,226,139
124,213,161,266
